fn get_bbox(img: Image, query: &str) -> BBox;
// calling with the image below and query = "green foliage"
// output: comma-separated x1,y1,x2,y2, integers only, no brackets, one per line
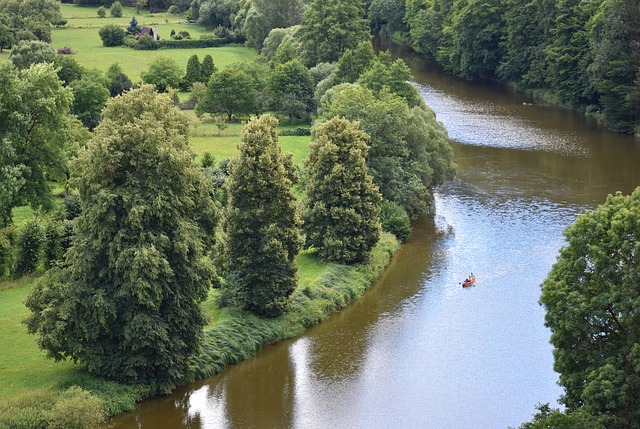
261,27,292,60
42,218,64,270
200,53,216,82
98,23,126,47
298,0,371,65
141,56,182,92
14,216,44,277
303,117,381,263
0,24,16,53
0,225,18,279
24,86,219,392
379,199,411,242
182,54,201,90
109,72,133,97
97,6,106,18
110,1,123,17
155,37,230,49
358,55,422,106
51,55,84,87
201,151,215,168
191,233,399,379
269,59,315,121
48,387,106,429
223,115,303,317
0,62,73,226
442,0,506,79
540,187,640,427
369,0,406,35
168,5,180,14
516,403,607,429
333,41,376,85
320,84,456,218
8,40,55,69
242,0,303,50
198,66,256,120
71,72,110,130
135,34,159,50
127,16,141,35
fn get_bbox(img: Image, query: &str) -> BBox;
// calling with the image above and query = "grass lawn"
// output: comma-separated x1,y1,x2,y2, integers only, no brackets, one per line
51,5,258,79
0,279,79,399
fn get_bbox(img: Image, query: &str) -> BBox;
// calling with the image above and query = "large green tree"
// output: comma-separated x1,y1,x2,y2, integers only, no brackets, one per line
298,0,370,65
303,116,381,263
242,0,303,50
0,62,73,226
8,39,54,69
320,83,456,218
197,67,257,121
268,59,315,121
223,114,303,317
24,86,219,391
141,56,183,93
71,71,110,130
540,187,640,427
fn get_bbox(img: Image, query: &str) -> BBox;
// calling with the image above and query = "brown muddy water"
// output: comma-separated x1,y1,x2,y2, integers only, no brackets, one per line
110,49,640,429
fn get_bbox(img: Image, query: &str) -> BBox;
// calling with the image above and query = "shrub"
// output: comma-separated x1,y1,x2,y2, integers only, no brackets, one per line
123,35,138,48
156,38,230,49
280,127,311,136
0,406,48,429
379,200,412,242
178,30,191,39
14,216,44,277
135,34,159,50
213,25,229,39
55,19,67,28
168,5,180,14
97,6,106,18
98,24,126,47
42,219,64,270
0,225,17,279
56,46,74,54
110,1,123,17
127,16,141,35
47,387,106,429
201,152,215,168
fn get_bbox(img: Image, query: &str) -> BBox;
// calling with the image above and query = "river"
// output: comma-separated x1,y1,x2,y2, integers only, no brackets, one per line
110,47,640,429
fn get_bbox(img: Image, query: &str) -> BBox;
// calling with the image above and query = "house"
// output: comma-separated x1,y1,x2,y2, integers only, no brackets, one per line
137,26,158,40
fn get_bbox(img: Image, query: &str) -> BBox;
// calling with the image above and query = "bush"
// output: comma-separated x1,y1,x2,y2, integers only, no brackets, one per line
168,5,180,14
213,25,229,39
178,30,191,39
279,127,311,136
98,24,126,47
97,6,106,18
42,219,64,270
156,38,230,49
110,1,123,18
135,34,159,50
0,225,17,279
123,35,138,48
201,152,215,168
47,387,106,429
379,200,412,242
0,406,48,429
14,216,44,277
56,46,74,55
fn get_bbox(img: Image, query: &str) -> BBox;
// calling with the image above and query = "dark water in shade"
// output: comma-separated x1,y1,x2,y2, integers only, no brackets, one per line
110,47,640,429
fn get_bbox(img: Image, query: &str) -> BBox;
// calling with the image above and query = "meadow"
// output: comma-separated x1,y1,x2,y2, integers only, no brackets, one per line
51,5,258,79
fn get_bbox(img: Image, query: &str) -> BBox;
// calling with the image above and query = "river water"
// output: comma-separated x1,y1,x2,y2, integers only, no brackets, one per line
110,49,640,429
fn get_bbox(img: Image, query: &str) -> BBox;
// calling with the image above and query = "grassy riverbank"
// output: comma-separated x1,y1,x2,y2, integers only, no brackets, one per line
0,234,399,428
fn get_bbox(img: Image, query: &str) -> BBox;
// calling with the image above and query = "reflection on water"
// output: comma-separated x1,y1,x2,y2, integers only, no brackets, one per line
110,46,640,429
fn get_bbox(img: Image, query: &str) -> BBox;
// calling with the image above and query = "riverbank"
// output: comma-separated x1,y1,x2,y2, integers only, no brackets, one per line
0,233,399,428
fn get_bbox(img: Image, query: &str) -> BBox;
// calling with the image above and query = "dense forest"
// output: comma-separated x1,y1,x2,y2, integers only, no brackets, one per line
163,0,639,133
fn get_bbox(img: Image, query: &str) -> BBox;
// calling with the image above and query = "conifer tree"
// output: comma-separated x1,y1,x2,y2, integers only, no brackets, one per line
303,116,381,263
24,86,219,391
182,54,201,90
200,54,216,83
223,114,303,317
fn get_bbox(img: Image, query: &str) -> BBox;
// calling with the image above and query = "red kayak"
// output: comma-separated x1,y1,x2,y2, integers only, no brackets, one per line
461,277,476,287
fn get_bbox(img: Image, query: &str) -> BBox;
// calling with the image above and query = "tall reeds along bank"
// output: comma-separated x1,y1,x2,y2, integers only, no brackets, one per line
189,232,399,380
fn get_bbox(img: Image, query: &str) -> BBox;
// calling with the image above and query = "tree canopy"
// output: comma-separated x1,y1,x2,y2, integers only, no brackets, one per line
540,187,640,427
24,86,219,392
303,116,381,263
223,114,303,317
298,0,371,66
0,62,73,226
197,66,257,120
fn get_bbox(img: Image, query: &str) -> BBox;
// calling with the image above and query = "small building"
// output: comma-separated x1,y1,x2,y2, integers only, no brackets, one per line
137,26,158,41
